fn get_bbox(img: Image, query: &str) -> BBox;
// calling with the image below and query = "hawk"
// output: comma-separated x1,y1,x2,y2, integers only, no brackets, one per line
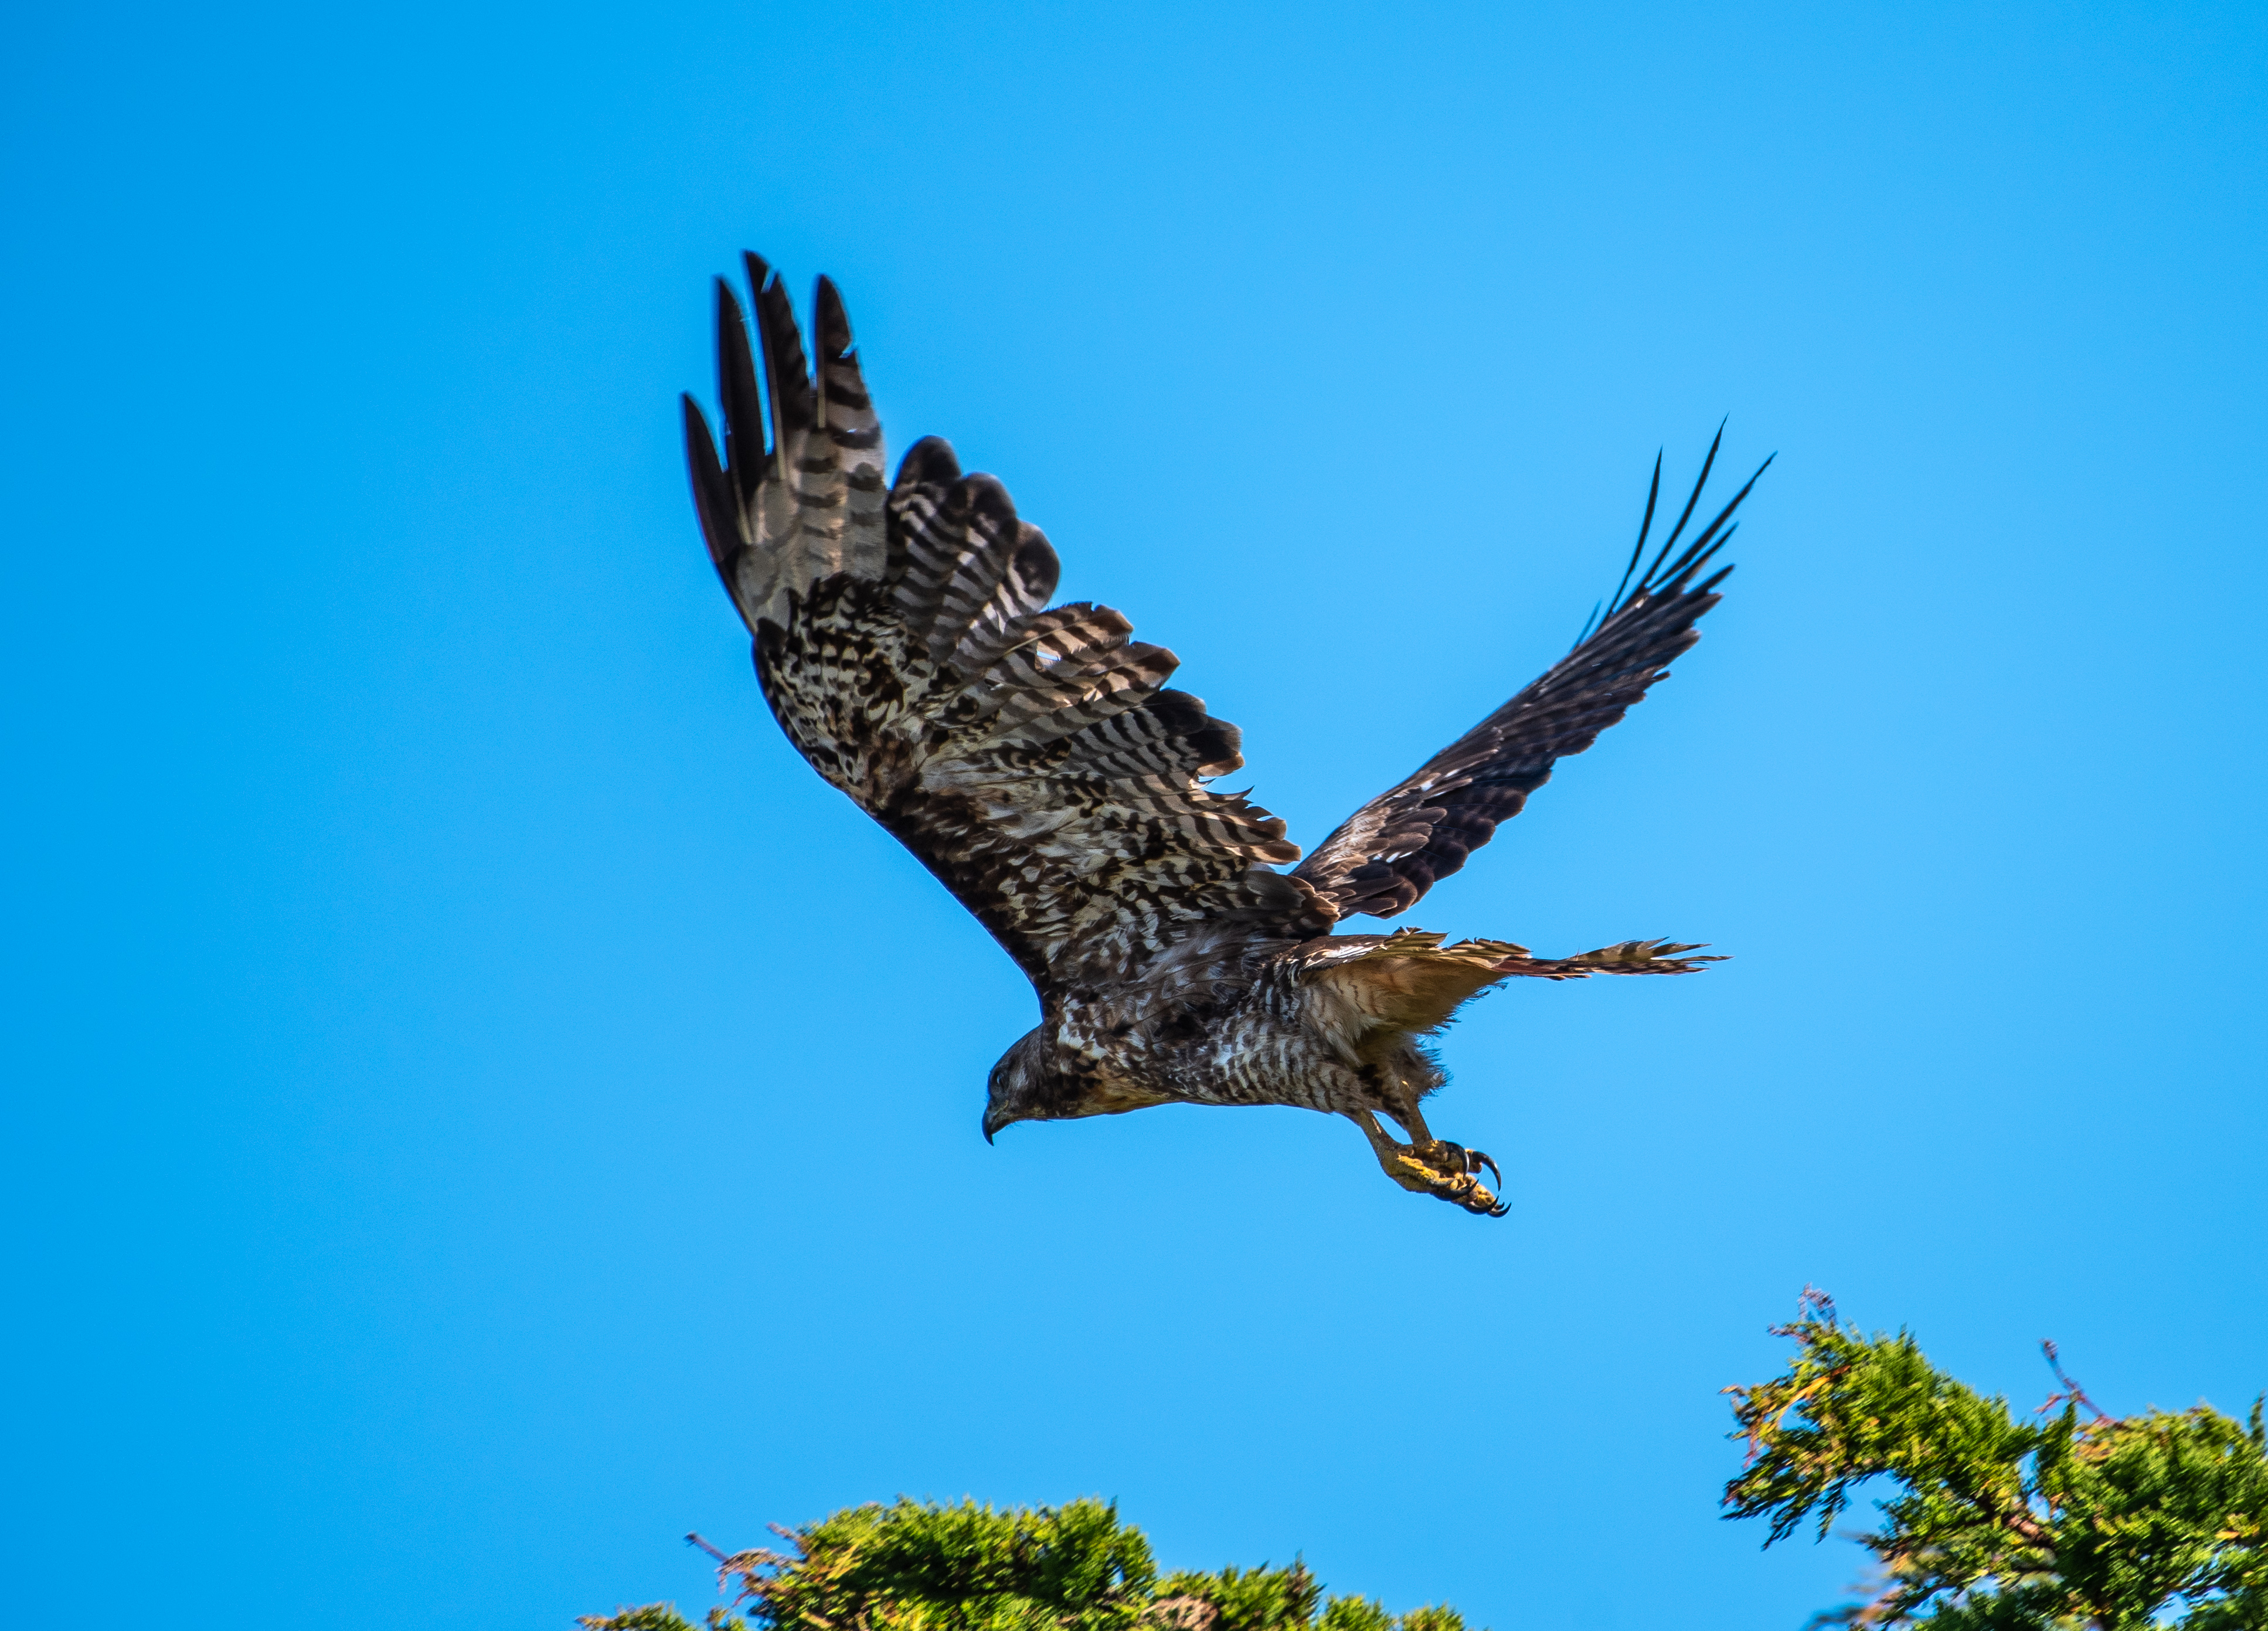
682,257,1766,1216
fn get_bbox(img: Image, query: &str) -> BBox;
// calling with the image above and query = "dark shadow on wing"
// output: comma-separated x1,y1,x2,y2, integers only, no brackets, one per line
1294,430,1770,920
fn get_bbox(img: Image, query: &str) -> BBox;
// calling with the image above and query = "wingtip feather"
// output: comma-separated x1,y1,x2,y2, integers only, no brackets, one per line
681,393,738,575
713,278,766,512
814,274,853,358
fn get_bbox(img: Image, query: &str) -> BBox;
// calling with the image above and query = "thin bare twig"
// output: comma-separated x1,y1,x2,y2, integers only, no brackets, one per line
2037,1340,2111,1422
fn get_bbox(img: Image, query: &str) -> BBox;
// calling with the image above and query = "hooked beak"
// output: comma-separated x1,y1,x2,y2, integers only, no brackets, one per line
981,1106,1012,1144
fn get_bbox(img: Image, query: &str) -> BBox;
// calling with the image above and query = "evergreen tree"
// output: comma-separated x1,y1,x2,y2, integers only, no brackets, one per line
1725,1290,2267,1629
581,1497,1469,1631
587,1294,2264,1630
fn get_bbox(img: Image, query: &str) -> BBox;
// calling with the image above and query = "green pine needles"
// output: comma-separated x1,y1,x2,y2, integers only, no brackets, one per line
1724,1291,2267,1629
580,1497,1469,1631
584,1294,2264,1631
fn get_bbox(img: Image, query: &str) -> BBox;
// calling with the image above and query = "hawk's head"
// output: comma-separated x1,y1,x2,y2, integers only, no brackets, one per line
982,1025,1172,1140
981,1028,1053,1143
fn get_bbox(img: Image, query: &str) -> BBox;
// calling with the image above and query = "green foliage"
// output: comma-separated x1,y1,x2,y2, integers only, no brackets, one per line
1317,1601,1466,1631
577,1608,741,1631
580,1499,1470,1631
1725,1291,2268,1630
1152,1560,1320,1631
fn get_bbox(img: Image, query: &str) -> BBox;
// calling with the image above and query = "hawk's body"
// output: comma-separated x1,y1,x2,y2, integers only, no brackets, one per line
685,258,1765,1214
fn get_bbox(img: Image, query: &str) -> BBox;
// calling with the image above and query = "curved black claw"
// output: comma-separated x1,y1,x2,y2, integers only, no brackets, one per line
1461,1182,1510,1220
1405,1140,1510,1218
1435,1140,1505,1192
1357,1116,1512,1218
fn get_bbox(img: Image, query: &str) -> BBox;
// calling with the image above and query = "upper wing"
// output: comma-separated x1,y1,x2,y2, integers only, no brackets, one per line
682,256,1331,990
1294,435,1767,919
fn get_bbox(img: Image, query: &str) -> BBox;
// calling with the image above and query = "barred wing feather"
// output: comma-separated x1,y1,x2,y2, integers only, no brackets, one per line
683,257,1329,989
1294,439,1769,920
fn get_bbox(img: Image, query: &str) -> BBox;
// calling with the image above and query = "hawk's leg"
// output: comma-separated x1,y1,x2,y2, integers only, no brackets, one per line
1348,1109,1507,1218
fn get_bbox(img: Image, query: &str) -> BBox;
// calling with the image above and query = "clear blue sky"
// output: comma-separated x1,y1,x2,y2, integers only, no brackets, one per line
5,2,2263,1626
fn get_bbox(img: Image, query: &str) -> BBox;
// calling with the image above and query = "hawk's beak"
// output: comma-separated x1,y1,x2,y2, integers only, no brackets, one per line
981,1107,1011,1144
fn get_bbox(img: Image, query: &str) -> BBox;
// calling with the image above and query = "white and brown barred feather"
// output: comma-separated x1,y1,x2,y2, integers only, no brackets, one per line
682,257,1331,991
1294,430,1770,920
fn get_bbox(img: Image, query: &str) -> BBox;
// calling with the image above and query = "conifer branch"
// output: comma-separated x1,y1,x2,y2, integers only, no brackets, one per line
1725,1294,2267,1629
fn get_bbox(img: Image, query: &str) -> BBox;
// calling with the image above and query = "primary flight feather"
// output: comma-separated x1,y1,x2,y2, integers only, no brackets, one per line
683,256,1766,1216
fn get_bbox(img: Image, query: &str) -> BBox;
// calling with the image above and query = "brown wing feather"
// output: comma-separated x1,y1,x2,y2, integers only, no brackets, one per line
1294,436,1769,920
684,258,1331,990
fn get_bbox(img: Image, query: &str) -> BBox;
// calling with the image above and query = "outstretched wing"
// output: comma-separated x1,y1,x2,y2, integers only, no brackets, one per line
1294,434,1768,920
682,257,1331,990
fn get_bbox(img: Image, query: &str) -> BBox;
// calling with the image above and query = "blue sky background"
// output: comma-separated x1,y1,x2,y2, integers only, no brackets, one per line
6,2,2264,1626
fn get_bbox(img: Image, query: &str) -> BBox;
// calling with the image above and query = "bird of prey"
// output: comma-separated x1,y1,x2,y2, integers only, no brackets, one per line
682,256,1766,1217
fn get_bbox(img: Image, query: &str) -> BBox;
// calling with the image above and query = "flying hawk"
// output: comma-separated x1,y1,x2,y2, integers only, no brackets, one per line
682,257,1766,1216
